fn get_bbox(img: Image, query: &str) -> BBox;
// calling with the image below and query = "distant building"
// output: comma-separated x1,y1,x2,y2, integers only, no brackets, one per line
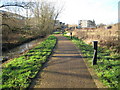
78,20,96,29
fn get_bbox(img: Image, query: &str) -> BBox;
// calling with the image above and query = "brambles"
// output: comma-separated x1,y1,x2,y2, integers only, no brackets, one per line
2,35,56,89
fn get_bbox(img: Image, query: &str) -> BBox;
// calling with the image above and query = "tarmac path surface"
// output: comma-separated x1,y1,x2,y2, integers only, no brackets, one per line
30,35,97,88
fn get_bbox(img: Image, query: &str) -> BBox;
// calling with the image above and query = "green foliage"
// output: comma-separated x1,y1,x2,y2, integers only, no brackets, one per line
53,31,61,34
2,35,56,89
64,35,120,88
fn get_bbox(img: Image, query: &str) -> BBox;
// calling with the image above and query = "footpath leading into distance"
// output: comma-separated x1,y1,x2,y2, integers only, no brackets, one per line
30,35,97,88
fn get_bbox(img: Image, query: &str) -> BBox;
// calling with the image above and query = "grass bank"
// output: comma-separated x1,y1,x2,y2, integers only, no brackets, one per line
64,35,120,88
2,35,57,89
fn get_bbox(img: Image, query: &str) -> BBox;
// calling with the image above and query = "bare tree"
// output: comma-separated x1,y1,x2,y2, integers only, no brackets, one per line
28,0,64,36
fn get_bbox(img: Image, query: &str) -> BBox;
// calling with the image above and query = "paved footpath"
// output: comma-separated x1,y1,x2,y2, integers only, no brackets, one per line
30,35,97,88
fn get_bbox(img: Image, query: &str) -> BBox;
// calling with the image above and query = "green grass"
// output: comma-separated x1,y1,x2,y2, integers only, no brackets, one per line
64,35,120,88
53,31,61,34
2,35,57,89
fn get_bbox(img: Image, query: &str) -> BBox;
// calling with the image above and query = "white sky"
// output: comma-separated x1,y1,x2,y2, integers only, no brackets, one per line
0,0,119,25
54,0,119,25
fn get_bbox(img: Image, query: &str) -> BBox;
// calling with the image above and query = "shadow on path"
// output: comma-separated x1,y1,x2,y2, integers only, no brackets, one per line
30,35,97,88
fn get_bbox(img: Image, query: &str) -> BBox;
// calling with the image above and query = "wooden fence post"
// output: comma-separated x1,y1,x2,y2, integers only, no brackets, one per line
70,32,72,39
92,41,98,65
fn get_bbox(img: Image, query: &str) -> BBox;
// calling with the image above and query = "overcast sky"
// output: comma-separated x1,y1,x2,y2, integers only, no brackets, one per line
0,0,119,25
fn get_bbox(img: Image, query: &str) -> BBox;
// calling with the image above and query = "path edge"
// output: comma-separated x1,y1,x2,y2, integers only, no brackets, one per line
72,40,108,88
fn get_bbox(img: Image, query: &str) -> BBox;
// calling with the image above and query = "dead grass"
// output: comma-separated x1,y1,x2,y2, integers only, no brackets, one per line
72,23,120,52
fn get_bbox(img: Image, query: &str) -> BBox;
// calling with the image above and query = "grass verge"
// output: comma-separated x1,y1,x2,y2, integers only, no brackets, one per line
64,35,120,88
2,35,57,89
53,31,61,34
